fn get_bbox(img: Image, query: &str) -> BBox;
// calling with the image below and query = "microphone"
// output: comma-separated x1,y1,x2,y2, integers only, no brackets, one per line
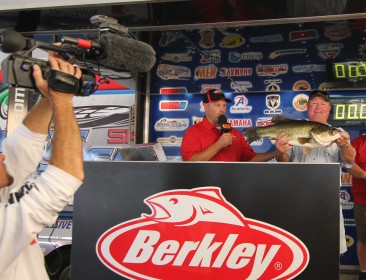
218,115,232,133
61,36,103,51
0,28,77,55
97,33,156,73
0,29,156,73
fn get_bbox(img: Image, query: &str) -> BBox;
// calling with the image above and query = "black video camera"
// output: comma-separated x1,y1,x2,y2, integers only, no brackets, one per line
2,53,96,96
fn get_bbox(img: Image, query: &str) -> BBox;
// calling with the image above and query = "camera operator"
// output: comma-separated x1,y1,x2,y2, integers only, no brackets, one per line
0,50,84,280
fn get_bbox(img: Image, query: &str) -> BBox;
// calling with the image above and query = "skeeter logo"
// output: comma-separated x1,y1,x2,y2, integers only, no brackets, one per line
96,187,309,279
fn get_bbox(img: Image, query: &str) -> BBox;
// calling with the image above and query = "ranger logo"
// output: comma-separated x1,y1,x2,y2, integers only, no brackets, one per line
96,187,309,279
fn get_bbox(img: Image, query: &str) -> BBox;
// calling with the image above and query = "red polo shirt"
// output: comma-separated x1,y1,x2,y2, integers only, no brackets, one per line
351,134,366,205
181,117,256,161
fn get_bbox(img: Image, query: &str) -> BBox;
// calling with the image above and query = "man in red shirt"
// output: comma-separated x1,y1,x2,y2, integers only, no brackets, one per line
346,130,366,280
181,89,277,162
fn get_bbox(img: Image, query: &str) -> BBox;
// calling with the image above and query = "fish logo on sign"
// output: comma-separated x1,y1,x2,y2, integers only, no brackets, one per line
96,187,309,280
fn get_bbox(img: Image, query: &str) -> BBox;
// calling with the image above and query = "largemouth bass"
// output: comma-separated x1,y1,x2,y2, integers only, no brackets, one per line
242,116,342,148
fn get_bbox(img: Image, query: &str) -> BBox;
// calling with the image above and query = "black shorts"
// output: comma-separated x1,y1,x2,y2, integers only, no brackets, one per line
354,203,366,243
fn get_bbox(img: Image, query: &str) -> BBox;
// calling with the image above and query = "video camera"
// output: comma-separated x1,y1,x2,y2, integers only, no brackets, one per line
2,54,96,96
0,29,98,96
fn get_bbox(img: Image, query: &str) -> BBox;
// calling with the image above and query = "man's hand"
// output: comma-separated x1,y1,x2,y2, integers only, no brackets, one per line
32,50,81,100
336,131,351,149
275,132,292,162
216,133,233,148
275,132,292,153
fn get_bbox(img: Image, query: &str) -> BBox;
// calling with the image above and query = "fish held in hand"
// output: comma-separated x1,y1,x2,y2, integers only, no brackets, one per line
242,116,342,148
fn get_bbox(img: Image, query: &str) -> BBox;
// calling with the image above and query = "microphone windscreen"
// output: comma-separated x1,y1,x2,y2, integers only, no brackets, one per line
0,29,27,53
98,34,156,73
218,115,228,124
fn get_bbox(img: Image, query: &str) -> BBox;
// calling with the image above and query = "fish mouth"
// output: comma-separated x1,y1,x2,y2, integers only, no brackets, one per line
311,130,341,146
142,200,171,221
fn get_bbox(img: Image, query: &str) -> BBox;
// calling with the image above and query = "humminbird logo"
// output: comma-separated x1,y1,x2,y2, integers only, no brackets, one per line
96,187,309,279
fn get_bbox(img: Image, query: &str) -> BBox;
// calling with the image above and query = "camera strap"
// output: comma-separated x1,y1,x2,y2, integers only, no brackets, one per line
45,69,80,94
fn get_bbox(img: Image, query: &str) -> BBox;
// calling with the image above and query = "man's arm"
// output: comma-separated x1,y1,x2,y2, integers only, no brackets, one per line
33,56,84,181
336,130,356,164
345,163,366,180
249,150,276,162
22,98,53,134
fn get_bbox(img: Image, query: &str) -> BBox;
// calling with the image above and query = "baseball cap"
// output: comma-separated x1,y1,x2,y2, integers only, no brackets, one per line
308,90,330,102
202,89,231,103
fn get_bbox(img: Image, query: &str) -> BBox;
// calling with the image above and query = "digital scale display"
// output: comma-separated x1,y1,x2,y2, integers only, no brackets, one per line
326,59,366,89
330,98,366,126
332,61,366,80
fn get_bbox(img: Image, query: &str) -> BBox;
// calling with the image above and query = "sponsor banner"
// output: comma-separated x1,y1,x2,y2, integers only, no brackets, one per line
72,162,340,279
150,24,363,94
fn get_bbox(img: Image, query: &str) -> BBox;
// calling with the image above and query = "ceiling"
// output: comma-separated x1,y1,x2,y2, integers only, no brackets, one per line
1,0,366,34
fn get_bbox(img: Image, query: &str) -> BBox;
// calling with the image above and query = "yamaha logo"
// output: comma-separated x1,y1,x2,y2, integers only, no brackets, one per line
96,187,309,279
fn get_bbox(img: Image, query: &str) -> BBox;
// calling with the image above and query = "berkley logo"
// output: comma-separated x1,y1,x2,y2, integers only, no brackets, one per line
96,187,309,279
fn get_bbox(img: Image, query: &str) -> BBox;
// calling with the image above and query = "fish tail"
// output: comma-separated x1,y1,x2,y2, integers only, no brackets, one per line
242,127,260,143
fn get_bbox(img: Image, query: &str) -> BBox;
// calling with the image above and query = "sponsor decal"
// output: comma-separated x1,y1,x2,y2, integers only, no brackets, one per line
229,95,253,114
292,94,309,112
249,34,283,43
159,101,188,111
264,94,282,114
157,64,191,80
0,86,9,123
324,22,351,41
264,79,282,91
228,118,252,128
154,118,189,131
344,220,356,227
96,187,309,280
316,43,343,60
266,83,281,91
201,50,221,64
293,81,311,91
74,105,130,128
219,33,245,48
192,116,203,124
229,52,263,62
159,32,185,47
256,117,273,127
345,235,355,247
319,82,333,90
45,219,73,230
194,64,218,80
199,29,215,48
269,49,307,59
292,65,326,73
289,30,319,41
230,81,253,92
340,190,351,202
341,172,353,186
157,136,183,147
256,64,288,77
200,84,222,93
219,67,252,77
161,51,193,63
160,87,188,94
342,201,354,211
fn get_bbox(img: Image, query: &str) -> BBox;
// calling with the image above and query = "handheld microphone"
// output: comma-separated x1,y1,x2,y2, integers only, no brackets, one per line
218,115,232,133
0,29,156,73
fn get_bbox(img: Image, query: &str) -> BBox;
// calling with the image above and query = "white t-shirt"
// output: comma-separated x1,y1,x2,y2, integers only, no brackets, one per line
0,124,82,280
